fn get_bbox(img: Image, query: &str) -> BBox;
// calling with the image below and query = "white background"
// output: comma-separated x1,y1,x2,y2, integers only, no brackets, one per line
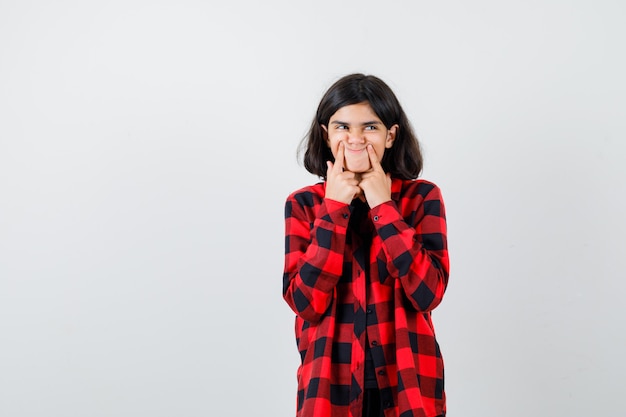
1,1,625,416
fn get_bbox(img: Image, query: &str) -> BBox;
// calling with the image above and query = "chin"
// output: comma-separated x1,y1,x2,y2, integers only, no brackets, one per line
346,161,371,173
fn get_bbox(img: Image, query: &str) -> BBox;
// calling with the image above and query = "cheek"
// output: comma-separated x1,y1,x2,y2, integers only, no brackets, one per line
328,138,341,156
374,143,387,157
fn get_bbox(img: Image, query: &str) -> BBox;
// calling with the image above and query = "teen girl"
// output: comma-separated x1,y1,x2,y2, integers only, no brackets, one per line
283,73,450,417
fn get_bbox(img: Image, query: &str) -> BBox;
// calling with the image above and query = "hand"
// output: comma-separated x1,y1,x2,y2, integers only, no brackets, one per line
359,144,392,208
325,142,362,204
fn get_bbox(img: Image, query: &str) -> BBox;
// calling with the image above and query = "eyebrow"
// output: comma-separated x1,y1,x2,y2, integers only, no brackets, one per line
330,120,383,126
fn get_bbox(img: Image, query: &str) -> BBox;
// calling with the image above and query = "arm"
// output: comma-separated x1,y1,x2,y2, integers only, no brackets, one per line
371,183,450,312
282,193,351,323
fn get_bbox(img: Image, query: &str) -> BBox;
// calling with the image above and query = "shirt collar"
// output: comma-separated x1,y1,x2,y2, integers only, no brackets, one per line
391,178,403,199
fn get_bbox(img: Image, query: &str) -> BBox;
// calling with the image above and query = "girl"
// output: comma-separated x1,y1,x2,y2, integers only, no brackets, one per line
282,73,449,417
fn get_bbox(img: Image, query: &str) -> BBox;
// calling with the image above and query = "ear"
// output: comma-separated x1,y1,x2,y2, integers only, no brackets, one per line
385,124,398,148
321,124,329,146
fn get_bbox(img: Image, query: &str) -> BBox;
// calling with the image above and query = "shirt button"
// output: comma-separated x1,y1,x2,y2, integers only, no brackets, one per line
366,308,372,314
384,401,392,408
373,215,379,221
343,213,349,219
378,370,385,375
371,341,378,347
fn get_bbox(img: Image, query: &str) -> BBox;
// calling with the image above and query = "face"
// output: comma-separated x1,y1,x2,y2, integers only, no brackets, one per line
322,102,397,173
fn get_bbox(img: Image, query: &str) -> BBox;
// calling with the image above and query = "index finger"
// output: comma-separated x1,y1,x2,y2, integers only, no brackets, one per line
334,142,346,173
367,144,383,171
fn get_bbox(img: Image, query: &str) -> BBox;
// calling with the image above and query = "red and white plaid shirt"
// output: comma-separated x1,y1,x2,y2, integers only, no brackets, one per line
283,178,450,417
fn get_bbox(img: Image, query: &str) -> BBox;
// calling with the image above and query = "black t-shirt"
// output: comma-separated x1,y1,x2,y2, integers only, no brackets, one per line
348,199,378,389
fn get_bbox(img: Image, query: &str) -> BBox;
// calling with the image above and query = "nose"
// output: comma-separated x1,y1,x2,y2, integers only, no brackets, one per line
346,130,365,144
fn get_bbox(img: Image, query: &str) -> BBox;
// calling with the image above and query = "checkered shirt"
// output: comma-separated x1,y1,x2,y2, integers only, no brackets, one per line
283,178,450,417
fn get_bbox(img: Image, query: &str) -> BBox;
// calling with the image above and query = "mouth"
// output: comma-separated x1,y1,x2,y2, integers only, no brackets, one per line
345,147,366,154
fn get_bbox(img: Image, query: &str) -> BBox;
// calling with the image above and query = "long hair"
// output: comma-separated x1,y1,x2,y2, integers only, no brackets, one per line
300,73,423,180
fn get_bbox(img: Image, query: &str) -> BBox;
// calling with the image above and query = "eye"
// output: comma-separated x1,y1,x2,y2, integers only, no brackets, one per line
335,124,348,130
364,125,377,131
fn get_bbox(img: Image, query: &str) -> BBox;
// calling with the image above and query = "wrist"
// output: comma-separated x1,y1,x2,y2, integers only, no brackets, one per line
368,197,391,209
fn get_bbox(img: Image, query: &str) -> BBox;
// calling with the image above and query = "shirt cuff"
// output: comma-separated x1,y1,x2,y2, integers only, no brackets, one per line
319,198,351,225
370,200,402,227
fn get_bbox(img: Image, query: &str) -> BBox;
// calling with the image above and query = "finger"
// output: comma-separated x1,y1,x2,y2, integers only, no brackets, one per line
367,144,383,171
335,142,346,172
326,160,334,175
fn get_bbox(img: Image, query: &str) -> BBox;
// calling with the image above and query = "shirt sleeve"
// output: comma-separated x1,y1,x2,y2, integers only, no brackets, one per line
282,194,351,323
370,183,450,312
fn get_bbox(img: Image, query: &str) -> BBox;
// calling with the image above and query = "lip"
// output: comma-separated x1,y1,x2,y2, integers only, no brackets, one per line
345,147,366,154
